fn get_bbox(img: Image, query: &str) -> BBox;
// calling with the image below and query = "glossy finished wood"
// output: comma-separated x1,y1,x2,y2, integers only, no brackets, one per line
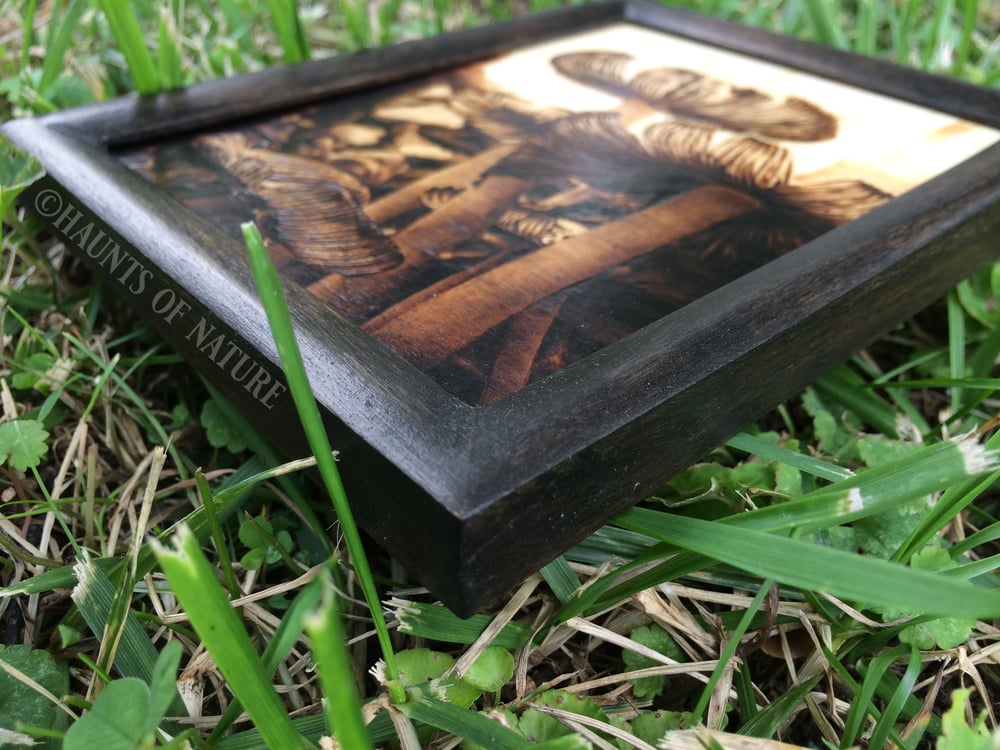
5,0,1000,614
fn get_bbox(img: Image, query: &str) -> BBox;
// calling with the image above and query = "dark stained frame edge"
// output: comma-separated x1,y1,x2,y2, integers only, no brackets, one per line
5,0,1000,614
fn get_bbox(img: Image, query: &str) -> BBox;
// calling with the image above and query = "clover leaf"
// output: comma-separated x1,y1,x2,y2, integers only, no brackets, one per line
0,419,49,472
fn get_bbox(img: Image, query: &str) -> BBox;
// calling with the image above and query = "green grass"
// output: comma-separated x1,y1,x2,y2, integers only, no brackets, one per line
3,1,1000,748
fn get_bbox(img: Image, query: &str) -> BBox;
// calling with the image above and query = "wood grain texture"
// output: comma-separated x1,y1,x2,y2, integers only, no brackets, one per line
5,0,1000,614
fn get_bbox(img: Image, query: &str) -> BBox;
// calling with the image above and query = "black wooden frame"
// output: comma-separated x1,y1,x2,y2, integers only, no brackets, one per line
5,0,1000,615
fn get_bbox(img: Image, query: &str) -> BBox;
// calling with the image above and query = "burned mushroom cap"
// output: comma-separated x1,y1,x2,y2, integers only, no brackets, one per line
641,117,891,258
487,111,890,259
550,51,838,142
487,112,801,200
202,133,403,276
486,112,705,197
550,51,634,93
496,207,587,245
775,179,893,225
702,134,794,190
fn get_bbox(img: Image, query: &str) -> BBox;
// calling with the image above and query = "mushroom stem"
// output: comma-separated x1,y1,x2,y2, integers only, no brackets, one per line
365,143,519,224
479,296,565,405
364,183,760,365
390,174,534,257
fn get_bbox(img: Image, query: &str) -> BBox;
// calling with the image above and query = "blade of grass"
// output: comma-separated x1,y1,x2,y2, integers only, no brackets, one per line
612,511,1000,619
19,0,38,72
96,0,160,94
836,647,905,747
822,639,943,743
71,555,160,684
725,432,853,482
0,557,116,598
892,472,1000,562
28,465,83,561
219,711,396,749
557,439,1000,621
862,647,921,750
815,365,902,438
195,471,241,598
800,0,849,48
947,553,1000,581
967,327,1000,380
565,526,653,566
855,0,878,55
71,555,188,721
948,289,967,415
540,556,580,603
954,0,979,74
874,375,1000,428
724,437,998,535
873,347,948,381
429,0,450,33
94,446,166,685
153,525,307,748
305,568,371,749
389,598,532,648
38,0,89,93
208,572,327,743
376,0,407,45
892,429,1000,562
339,0,373,50
739,673,822,738
690,580,772,726
923,0,956,70
156,6,185,90
266,0,311,62
891,0,922,65
562,435,1000,618
855,367,932,438
404,695,530,749
735,661,757,723
241,221,403,702
878,377,1000,389
950,520,1000,556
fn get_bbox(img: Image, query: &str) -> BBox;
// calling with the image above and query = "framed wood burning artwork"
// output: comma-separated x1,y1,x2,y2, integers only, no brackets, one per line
5,0,1000,614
